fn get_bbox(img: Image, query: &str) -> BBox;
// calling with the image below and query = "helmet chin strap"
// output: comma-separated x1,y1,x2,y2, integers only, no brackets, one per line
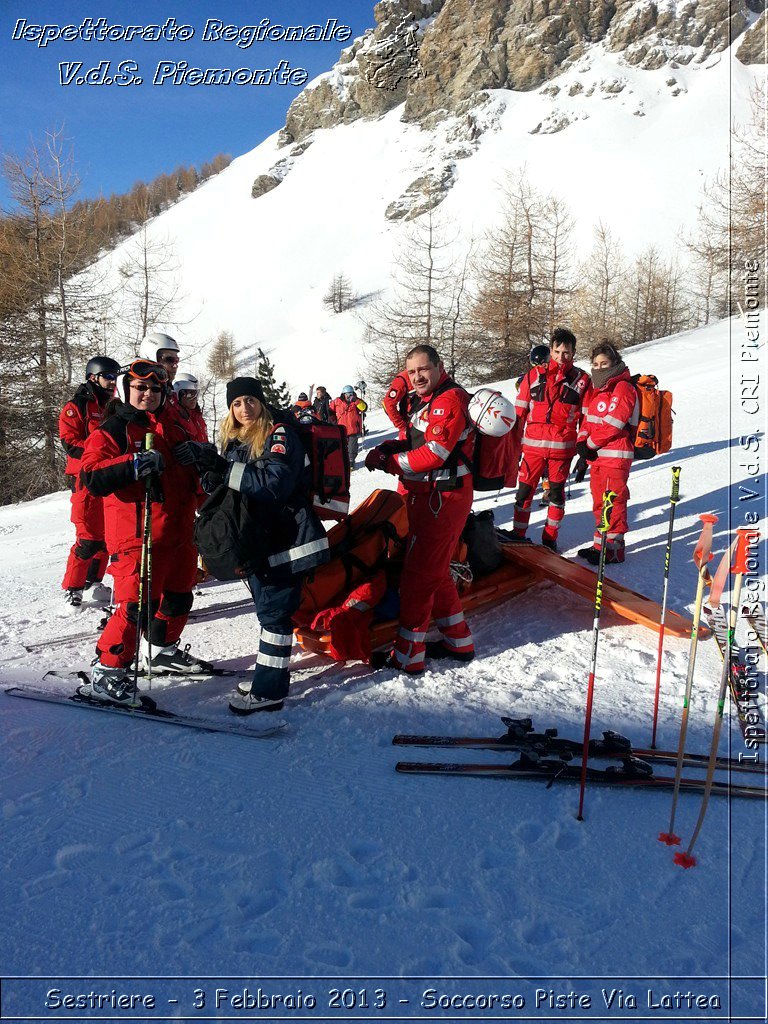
90,378,113,402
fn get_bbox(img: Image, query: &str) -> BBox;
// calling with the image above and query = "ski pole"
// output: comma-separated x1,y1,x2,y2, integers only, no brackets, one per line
133,433,154,697
576,488,616,822
145,435,155,692
650,466,682,747
658,512,717,847
675,527,760,868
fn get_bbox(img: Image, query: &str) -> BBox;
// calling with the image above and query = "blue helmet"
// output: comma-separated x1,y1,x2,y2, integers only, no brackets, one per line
341,385,355,395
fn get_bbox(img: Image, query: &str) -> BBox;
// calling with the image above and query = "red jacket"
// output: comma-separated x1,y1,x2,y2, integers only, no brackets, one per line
59,383,110,475
382,370,411,437
578,369,639,466
80,402,199,554
514,359,590,457
331,396,363,436
169,402,209,443
390,372,475,493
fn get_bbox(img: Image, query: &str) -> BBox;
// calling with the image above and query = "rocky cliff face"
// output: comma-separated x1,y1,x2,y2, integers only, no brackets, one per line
256,0,762,215
283,0,761,141
736,8,767,63
282,0,446,145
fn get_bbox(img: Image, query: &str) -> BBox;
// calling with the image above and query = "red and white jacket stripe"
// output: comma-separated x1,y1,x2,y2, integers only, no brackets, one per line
390,373,474,492
578,368,639,463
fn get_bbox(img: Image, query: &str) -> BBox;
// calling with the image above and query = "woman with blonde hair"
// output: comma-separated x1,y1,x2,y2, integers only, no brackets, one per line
175,377,328,714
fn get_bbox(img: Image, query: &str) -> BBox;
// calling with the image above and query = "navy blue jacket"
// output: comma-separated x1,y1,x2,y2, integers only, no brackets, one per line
222,412,329,582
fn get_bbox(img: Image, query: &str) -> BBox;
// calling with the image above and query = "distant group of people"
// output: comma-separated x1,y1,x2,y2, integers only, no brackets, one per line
58,326,639,712
291,384,366,465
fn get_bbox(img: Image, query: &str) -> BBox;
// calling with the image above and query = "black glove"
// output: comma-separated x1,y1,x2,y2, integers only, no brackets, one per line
174,441,227,474
576,441,598,463
365,447,390,473
573,456,588,483
133,450,165,479
201,471,226,494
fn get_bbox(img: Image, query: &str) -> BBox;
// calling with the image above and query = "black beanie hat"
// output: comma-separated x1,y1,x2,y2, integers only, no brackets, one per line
226,377,266,408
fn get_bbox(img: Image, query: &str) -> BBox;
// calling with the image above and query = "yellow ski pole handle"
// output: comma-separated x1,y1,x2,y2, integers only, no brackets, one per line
598,490,617,534
670,465,681,504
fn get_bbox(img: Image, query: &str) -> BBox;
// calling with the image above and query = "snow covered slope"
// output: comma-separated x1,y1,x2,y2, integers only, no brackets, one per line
85,25,760,393
0,315,765,1019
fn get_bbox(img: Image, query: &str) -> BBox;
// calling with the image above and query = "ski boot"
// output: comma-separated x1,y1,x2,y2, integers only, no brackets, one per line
145,641,214,675
577,547,601,566
541,534,558,554
425,640,475,664
64,588,83,608
229,688,285,716
89,663,142,707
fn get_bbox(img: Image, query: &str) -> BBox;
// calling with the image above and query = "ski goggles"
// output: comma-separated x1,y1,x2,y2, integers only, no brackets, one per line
119,359,169,384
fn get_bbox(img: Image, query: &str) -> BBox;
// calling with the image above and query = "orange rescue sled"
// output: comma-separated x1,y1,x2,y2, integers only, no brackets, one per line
500,542,699,638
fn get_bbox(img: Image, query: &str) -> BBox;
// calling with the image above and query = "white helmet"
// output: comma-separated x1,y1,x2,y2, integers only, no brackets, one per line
468,387,516,437
173,373,199,395
139,331,179,361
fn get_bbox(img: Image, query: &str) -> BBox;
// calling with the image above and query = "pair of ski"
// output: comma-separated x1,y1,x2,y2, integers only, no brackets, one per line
4,664,286,739
394,717,765,800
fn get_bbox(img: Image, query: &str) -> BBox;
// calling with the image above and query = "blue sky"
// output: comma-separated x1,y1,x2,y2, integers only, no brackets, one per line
0,1,373,207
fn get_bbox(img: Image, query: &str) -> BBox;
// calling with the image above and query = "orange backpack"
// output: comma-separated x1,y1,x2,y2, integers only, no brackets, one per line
632,374,673,459
299,489,408,615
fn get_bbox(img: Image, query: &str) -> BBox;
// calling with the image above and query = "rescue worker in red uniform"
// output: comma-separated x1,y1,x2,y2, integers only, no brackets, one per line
59,356,121,606
331,386,364,465
366,345,475,673
574,342,639,565
382,369,412,438
80,360,207,705
512,328,589,552
172,374,209,442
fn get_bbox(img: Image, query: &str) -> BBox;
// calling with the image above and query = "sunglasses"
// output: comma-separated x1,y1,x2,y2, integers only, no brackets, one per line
130,384,163,394
119,359,169,383
98,373,117,381
160,355,180,364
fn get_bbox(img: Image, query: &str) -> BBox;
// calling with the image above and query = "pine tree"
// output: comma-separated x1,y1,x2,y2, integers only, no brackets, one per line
256,347,290,407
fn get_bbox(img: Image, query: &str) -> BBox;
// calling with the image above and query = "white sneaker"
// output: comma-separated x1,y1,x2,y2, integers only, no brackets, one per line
228,690,285,716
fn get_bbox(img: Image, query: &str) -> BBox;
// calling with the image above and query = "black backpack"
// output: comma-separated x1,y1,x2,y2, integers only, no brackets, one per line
462,510,503,576
193,483,270,581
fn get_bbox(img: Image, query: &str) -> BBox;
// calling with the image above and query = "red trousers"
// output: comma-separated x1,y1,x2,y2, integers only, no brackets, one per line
514,451,572,542
589,459,631,556
97,543,197,667
391,485,474,673
62,480,107,590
